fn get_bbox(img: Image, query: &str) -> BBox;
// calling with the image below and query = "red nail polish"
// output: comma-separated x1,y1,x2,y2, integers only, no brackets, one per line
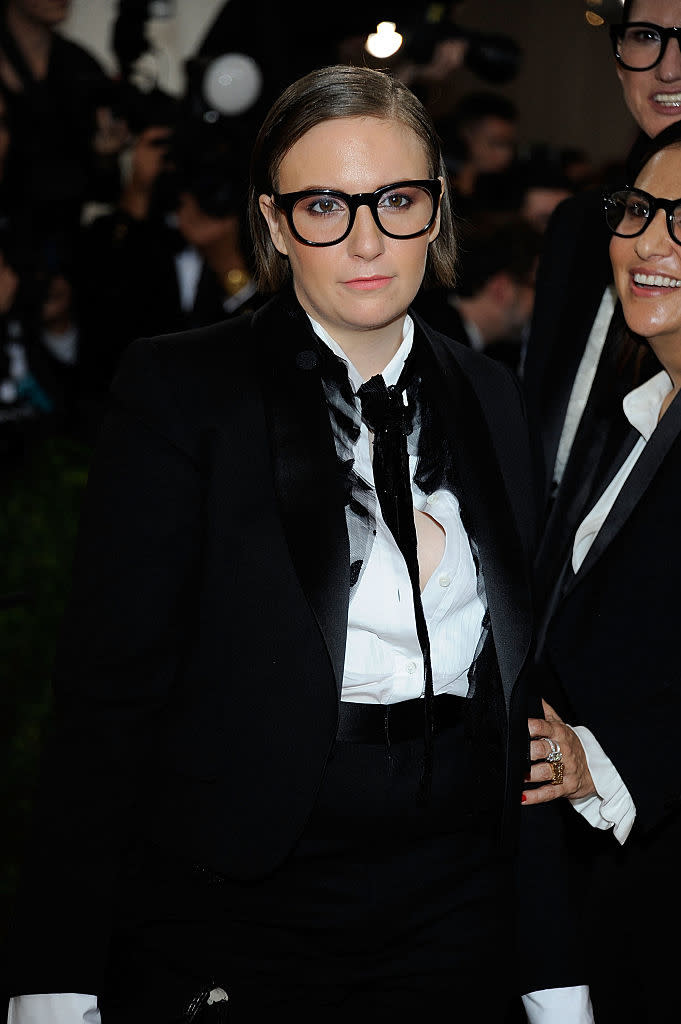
521,794,527,803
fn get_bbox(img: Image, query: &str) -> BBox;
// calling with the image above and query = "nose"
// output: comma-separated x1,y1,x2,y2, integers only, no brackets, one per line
635,207,674,258
656,34,681,81
348,203,385,258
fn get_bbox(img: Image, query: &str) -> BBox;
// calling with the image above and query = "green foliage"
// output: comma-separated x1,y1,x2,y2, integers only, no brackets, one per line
0,435,92,940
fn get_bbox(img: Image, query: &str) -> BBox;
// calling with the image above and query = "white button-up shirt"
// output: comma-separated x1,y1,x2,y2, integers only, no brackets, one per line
568,369,673,844
310,315,485,705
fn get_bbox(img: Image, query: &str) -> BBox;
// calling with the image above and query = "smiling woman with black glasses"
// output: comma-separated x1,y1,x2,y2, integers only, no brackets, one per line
527,119,681,1023
7,63,590,1024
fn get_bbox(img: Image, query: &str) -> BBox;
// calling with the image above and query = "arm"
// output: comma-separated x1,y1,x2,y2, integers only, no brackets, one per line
525,701,636,843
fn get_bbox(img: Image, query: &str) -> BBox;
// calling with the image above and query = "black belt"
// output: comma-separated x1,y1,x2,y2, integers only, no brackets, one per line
336,694,467,744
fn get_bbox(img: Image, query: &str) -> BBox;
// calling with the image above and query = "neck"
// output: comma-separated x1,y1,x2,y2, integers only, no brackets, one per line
647,337,681,418
454,163,477,197
331,321,405,381
457,294,506,344
294,284,407,380
195,220,247,278
5,5,53,81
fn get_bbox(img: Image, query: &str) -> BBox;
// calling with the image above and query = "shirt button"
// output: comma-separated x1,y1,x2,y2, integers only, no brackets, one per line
439,574,451,587
426,493,438,505
406,661,417,674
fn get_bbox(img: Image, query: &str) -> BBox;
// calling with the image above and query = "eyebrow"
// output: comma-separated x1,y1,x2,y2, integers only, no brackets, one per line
275,181,429,195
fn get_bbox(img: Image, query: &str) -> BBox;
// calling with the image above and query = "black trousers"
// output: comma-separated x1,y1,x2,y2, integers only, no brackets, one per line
100,699,514,1022
572,811,681,1024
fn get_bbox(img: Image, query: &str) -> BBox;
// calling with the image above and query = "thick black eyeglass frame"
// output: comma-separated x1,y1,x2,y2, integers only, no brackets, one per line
603,186,681,245
610,22,681,71
271,178,442,247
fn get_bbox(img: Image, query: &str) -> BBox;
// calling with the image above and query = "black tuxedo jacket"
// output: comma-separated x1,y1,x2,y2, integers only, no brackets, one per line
538,385,681,837
522,188,618,506
8,289,578,998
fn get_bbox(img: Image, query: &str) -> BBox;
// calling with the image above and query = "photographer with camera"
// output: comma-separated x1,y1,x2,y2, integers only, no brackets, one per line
75,91,264,434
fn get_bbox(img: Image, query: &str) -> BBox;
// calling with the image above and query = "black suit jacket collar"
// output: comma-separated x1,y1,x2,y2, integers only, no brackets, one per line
526,189,614,500
250,290,533,707
562,386,681,601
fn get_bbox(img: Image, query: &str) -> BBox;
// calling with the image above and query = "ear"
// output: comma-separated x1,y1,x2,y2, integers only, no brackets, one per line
428,176,444,243
258,194,290,256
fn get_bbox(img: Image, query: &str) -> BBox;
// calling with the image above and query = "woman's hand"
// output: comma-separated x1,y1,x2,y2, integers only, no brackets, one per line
523,700,597,805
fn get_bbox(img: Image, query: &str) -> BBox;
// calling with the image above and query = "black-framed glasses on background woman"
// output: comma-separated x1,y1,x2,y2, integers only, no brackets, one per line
272,179,442,247
603,186,681,245
610,22,681,71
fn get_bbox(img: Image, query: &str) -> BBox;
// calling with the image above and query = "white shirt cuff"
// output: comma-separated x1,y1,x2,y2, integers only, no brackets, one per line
522,985,594,1023
569,725,636,843
7,993,100,1024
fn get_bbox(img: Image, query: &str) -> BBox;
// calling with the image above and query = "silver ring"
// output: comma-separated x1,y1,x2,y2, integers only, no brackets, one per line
545,737,561,759
544,737,564,784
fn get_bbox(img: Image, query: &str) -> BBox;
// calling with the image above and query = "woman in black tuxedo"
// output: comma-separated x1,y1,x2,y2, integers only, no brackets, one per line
7,65,588,1023
525,121,681,1022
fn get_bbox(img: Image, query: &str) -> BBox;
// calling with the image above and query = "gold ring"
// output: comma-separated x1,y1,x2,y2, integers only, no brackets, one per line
547,751,564,785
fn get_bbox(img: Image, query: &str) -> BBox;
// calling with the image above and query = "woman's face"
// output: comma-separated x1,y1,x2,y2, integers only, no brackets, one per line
259,116,441,352
610,144,681,356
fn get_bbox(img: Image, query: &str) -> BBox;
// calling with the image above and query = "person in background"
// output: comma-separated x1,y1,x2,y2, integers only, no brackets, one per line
525,118,681,1024
5,63,591,1023
522,0,680,534
75,92,264,434
0,0,128,261
514,154,575,235
437,89,519,212
413,216,541,374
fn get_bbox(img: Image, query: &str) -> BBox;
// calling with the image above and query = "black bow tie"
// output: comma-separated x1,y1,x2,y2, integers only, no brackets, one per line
357,359,435,801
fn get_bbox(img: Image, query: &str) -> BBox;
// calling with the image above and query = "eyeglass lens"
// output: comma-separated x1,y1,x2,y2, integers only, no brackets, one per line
290,184,435,244
606,190,681,243
617,24,675,69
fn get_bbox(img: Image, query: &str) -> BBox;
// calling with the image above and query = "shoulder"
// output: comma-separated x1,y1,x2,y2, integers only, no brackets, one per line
115,313,257,396
108,313,264,451
51,31,113,87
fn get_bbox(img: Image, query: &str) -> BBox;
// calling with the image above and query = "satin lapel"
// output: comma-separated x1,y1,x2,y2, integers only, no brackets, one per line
252,294,350,694
420,323,532,706
535,423,639,655
563,388,681,600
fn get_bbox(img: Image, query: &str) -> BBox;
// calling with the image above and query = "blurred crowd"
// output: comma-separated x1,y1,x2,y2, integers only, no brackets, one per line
0,0,269,473
0,0,622,474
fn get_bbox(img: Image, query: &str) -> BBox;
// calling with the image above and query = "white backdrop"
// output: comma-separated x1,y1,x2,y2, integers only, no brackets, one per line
61,0,226,94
